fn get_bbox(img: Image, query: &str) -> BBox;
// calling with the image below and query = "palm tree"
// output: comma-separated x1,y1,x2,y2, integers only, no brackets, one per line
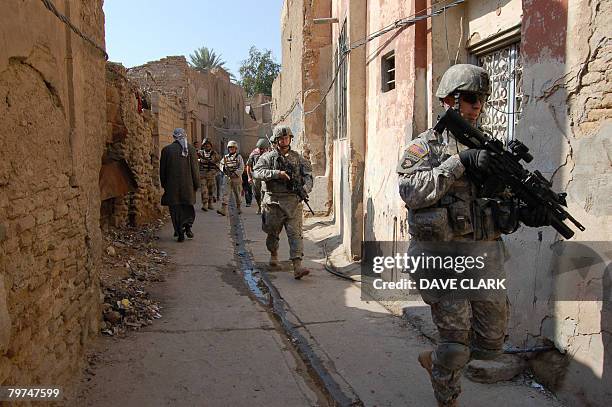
189,47,234,79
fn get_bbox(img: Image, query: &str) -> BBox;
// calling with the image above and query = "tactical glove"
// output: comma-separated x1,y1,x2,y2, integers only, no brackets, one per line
519,205,551,227
458,149,504,176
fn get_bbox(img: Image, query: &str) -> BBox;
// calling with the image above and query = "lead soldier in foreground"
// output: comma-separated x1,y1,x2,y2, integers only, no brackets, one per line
397,64,554,406
253,126,313,280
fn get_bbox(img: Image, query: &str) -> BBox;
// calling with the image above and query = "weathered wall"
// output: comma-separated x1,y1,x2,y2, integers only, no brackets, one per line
272,0,332,215
363,0,418,243
0,0,105,387
150,91,184,152
505,1,612,405
103,63,163,228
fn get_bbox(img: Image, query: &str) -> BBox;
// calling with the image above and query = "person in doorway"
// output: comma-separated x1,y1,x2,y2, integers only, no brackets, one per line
217,140,245,216
160,128,200,242
253,126,313,280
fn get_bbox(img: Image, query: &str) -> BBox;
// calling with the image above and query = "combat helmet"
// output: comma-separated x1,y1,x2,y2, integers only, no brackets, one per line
202,138,212,146
270,125,293,143
227,140,238,148
256,138,269,148
435,64,491,99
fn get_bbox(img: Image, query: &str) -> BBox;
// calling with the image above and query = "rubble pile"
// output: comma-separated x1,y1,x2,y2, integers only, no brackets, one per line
99,219,170,336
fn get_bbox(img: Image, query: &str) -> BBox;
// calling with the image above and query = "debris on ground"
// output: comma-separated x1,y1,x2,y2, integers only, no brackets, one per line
99,218,171,336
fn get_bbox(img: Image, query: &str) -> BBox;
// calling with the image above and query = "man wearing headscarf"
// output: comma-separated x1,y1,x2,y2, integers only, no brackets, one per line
160,128,200,242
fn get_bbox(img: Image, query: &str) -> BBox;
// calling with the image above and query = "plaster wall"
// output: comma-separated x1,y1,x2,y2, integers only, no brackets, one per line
0,0,105,388
364,0,418,243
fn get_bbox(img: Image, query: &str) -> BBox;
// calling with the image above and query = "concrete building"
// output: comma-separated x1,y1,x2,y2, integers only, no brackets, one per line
273,0,612,405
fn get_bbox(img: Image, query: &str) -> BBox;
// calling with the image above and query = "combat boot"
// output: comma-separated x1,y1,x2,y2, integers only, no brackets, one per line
418,350,458,407
208,200,214,210
217,204,227,216
256,206,261,215
201,205,208,212
237,204,242,214
292,259,310,280
269,251,279,267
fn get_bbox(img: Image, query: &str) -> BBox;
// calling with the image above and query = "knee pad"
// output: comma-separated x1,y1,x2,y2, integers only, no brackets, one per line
434,342,470,371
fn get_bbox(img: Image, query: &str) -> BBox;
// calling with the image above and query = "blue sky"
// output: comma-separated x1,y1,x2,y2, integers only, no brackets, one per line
103,0,283,77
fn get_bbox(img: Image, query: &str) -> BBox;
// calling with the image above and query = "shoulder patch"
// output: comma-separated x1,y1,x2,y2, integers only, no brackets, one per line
407,143,428,159
397,140,430,174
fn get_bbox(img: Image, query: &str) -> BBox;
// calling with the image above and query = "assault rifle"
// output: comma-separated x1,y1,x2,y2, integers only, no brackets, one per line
282,160,315,216
434,108,585,239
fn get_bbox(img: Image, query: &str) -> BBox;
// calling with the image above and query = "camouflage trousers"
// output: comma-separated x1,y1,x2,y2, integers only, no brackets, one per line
200,172,217,205
261,193,303,259
410,241,508,405
222,176,242,206
253,180,263,209
428,299,507,405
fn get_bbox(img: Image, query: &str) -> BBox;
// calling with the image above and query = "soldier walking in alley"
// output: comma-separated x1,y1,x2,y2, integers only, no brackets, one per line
198,138,221,211
253,126,313,280
217,140,245,216
397,64,550,407
246,137,270,214
160,128,200,242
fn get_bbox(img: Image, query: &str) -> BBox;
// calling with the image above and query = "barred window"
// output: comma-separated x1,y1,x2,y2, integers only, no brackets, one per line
336,21,348,140
476,42,523,143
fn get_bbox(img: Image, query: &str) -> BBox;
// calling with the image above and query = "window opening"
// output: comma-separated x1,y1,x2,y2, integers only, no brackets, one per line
382,51,396,92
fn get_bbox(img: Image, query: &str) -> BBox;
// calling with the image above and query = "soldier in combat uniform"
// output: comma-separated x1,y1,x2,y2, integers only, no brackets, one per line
217,140,245,216
253,126,313,280
397,64,549,406
198,138,221,211
246,137,270,214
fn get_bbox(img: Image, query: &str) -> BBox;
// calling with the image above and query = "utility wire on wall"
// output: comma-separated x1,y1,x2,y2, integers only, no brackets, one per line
272,0,466,124
40,0,109,60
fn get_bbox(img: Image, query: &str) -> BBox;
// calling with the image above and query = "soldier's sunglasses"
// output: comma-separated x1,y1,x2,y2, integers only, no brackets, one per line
460,92,487,105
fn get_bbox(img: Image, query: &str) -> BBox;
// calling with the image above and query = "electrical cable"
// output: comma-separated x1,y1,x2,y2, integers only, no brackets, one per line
40,0,108,60
273,0,466,123
322,241,360,282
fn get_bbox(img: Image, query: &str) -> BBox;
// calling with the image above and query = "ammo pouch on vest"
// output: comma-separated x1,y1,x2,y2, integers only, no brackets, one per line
408,208,454,241
472,198,518,240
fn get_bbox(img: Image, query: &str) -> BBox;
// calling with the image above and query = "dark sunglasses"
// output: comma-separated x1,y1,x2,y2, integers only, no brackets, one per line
460,92,487,104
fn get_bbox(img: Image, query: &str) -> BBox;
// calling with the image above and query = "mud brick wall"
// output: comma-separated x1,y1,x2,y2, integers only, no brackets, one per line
0,0,105,389
150,91,185,152
104,63,163,228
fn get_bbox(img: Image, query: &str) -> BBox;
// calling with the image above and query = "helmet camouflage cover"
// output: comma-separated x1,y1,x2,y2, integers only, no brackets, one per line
202,138,212,146
435,64,491,99
227,140,238,148
270,125,293,143
256,138,269,148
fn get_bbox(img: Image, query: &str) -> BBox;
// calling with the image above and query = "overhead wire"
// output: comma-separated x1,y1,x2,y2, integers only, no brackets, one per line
40,0,108,60
293,0,466,119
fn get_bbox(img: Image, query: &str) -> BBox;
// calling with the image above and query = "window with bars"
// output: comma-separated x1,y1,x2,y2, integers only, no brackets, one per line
477,42,523,143
382,51,396,92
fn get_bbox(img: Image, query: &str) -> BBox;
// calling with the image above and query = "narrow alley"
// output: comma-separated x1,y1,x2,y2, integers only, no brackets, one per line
1,1,610,407
74,200,563,407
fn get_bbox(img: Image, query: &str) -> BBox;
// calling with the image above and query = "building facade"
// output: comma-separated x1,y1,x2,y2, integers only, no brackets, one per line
273,0,612,405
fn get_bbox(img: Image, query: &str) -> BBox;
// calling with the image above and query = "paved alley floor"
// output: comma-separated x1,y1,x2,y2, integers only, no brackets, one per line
73,198,321,407
75,197,565,407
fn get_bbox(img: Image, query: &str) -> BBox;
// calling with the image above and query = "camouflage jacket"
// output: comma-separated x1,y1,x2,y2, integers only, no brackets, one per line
397,129,518,241
253,148,313,195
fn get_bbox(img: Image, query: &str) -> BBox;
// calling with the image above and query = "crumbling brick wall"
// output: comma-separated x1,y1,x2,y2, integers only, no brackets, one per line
0,0,105,389
103,63,163,228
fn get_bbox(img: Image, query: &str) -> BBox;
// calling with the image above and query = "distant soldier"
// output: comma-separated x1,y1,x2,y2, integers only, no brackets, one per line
217,140,245,216
198,138,221,211
246,138,271,214
253,126,313,280
160,128,200,242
